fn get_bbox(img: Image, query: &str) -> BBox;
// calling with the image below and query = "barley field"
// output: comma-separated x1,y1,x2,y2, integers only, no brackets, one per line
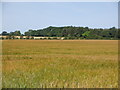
2,40,118,88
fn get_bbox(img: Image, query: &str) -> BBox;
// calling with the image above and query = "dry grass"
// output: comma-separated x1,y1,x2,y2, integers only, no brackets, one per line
2,40,118,88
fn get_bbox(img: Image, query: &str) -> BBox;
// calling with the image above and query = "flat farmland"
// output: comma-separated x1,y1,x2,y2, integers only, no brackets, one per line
2,40,118,88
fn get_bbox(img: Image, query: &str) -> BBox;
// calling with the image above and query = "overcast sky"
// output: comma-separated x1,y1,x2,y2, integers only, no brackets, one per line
2,2,118,33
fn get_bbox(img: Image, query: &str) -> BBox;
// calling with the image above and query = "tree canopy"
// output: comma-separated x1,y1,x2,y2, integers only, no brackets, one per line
1,26,119,40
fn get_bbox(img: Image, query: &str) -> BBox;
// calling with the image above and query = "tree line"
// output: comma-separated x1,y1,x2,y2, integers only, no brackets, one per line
1,26,120,39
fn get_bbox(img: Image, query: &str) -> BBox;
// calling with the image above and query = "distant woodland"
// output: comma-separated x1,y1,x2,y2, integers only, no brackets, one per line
1,26,120,39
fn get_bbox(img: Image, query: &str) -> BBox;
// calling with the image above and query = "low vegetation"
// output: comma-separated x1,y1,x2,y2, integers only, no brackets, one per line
2,40,118,88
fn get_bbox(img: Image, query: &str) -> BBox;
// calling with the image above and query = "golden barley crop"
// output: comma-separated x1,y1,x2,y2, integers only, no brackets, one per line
2,40,118,88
